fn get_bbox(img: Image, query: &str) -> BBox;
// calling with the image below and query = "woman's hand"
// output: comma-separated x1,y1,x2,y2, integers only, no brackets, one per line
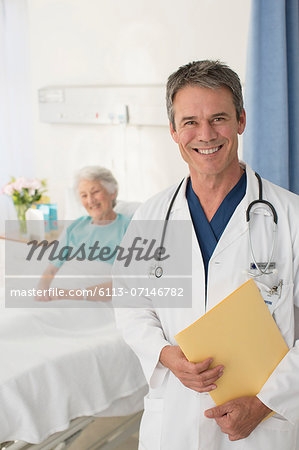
35,264,59,301
48,288,84,301
36,281,113,302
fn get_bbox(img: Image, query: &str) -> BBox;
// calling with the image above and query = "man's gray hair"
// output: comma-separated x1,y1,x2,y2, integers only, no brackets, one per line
74,166,118,207
166,60,244,130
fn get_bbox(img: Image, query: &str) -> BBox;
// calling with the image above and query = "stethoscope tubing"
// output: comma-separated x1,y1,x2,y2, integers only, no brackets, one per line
247,173,278,277
246,173,278,224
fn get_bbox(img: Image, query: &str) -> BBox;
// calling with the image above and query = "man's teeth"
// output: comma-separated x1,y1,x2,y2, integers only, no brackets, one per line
194,145,222,154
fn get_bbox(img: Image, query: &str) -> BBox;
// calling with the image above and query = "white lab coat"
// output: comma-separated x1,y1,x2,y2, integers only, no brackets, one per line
113,162,299,450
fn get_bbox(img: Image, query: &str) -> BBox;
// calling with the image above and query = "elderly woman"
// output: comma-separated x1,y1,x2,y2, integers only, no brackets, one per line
37,166,130,301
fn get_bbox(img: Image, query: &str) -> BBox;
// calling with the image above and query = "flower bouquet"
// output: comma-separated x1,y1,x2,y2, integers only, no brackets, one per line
2,177,47,234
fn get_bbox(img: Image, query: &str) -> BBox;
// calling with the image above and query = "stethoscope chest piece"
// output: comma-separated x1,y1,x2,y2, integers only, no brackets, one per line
154,266,163,278
148,264,164,279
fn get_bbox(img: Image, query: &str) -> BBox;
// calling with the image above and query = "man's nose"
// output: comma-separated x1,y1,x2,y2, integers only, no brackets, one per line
196,121,217,142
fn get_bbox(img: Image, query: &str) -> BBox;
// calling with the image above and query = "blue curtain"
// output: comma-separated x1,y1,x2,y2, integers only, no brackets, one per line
243,0,299,194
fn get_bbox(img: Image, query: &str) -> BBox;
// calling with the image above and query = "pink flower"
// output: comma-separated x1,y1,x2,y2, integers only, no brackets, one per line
2,177,46,202
2,183,15,196
13,177,27,193
25,178,42,194
16,178,42,195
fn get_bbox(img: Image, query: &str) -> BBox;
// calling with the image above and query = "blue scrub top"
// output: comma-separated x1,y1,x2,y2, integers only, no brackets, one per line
186,172,247,290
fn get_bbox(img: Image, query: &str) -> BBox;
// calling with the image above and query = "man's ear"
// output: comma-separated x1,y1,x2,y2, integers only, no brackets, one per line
238,109,246,135
170,121,179,144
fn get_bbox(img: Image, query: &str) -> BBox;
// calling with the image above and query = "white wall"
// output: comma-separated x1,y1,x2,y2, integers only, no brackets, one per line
27,0,251,217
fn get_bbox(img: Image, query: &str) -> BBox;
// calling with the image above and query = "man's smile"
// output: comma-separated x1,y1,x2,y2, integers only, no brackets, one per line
192,144,224,155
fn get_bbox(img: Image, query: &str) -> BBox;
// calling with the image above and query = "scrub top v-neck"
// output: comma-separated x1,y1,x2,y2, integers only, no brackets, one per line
186,172,247,285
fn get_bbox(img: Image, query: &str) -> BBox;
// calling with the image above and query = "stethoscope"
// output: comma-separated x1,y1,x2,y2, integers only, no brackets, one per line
153,172,278,279
246,172,278,277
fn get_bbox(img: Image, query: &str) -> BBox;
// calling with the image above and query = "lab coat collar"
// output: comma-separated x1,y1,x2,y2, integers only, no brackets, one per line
167,175,190,219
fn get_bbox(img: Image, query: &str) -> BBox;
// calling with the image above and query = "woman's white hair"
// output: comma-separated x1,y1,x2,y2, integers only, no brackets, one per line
74,166,118,207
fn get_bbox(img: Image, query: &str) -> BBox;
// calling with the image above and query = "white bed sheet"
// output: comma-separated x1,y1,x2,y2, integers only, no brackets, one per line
0,288,147,444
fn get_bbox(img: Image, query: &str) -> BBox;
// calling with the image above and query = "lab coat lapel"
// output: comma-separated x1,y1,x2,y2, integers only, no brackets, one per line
168,177,206,319
206,163,262,311
166,177,189,220
211,162,259,259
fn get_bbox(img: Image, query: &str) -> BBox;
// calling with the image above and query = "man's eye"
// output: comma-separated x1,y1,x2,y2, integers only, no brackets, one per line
185,121,196,126
213,117,224,122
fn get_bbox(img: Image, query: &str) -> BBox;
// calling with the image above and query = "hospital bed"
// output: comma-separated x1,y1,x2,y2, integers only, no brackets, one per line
0,200,147,449
0,290,147,448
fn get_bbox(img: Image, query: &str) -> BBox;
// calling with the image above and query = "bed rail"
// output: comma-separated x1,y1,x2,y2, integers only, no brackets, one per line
1,412,142,450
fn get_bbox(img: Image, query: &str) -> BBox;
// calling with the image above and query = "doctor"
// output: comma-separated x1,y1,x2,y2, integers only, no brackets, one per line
113,60,299,449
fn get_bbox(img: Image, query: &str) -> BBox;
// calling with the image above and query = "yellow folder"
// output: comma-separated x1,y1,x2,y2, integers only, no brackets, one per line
175,279,289,406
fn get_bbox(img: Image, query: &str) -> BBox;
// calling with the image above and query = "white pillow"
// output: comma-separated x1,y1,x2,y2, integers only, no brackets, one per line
63,187,140,220
114,199,141,217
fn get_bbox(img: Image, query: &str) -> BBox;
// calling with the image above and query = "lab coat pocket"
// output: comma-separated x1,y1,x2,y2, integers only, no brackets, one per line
139,395,164,450
242,415,299,450
255,279,295,346
254,280,282,315
263,414,295,431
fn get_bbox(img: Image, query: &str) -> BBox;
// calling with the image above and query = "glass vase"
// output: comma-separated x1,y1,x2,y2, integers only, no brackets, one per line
15,204,30,235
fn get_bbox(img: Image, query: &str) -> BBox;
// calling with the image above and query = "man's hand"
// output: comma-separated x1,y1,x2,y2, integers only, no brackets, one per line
159,345,224,392
204,396,272,441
